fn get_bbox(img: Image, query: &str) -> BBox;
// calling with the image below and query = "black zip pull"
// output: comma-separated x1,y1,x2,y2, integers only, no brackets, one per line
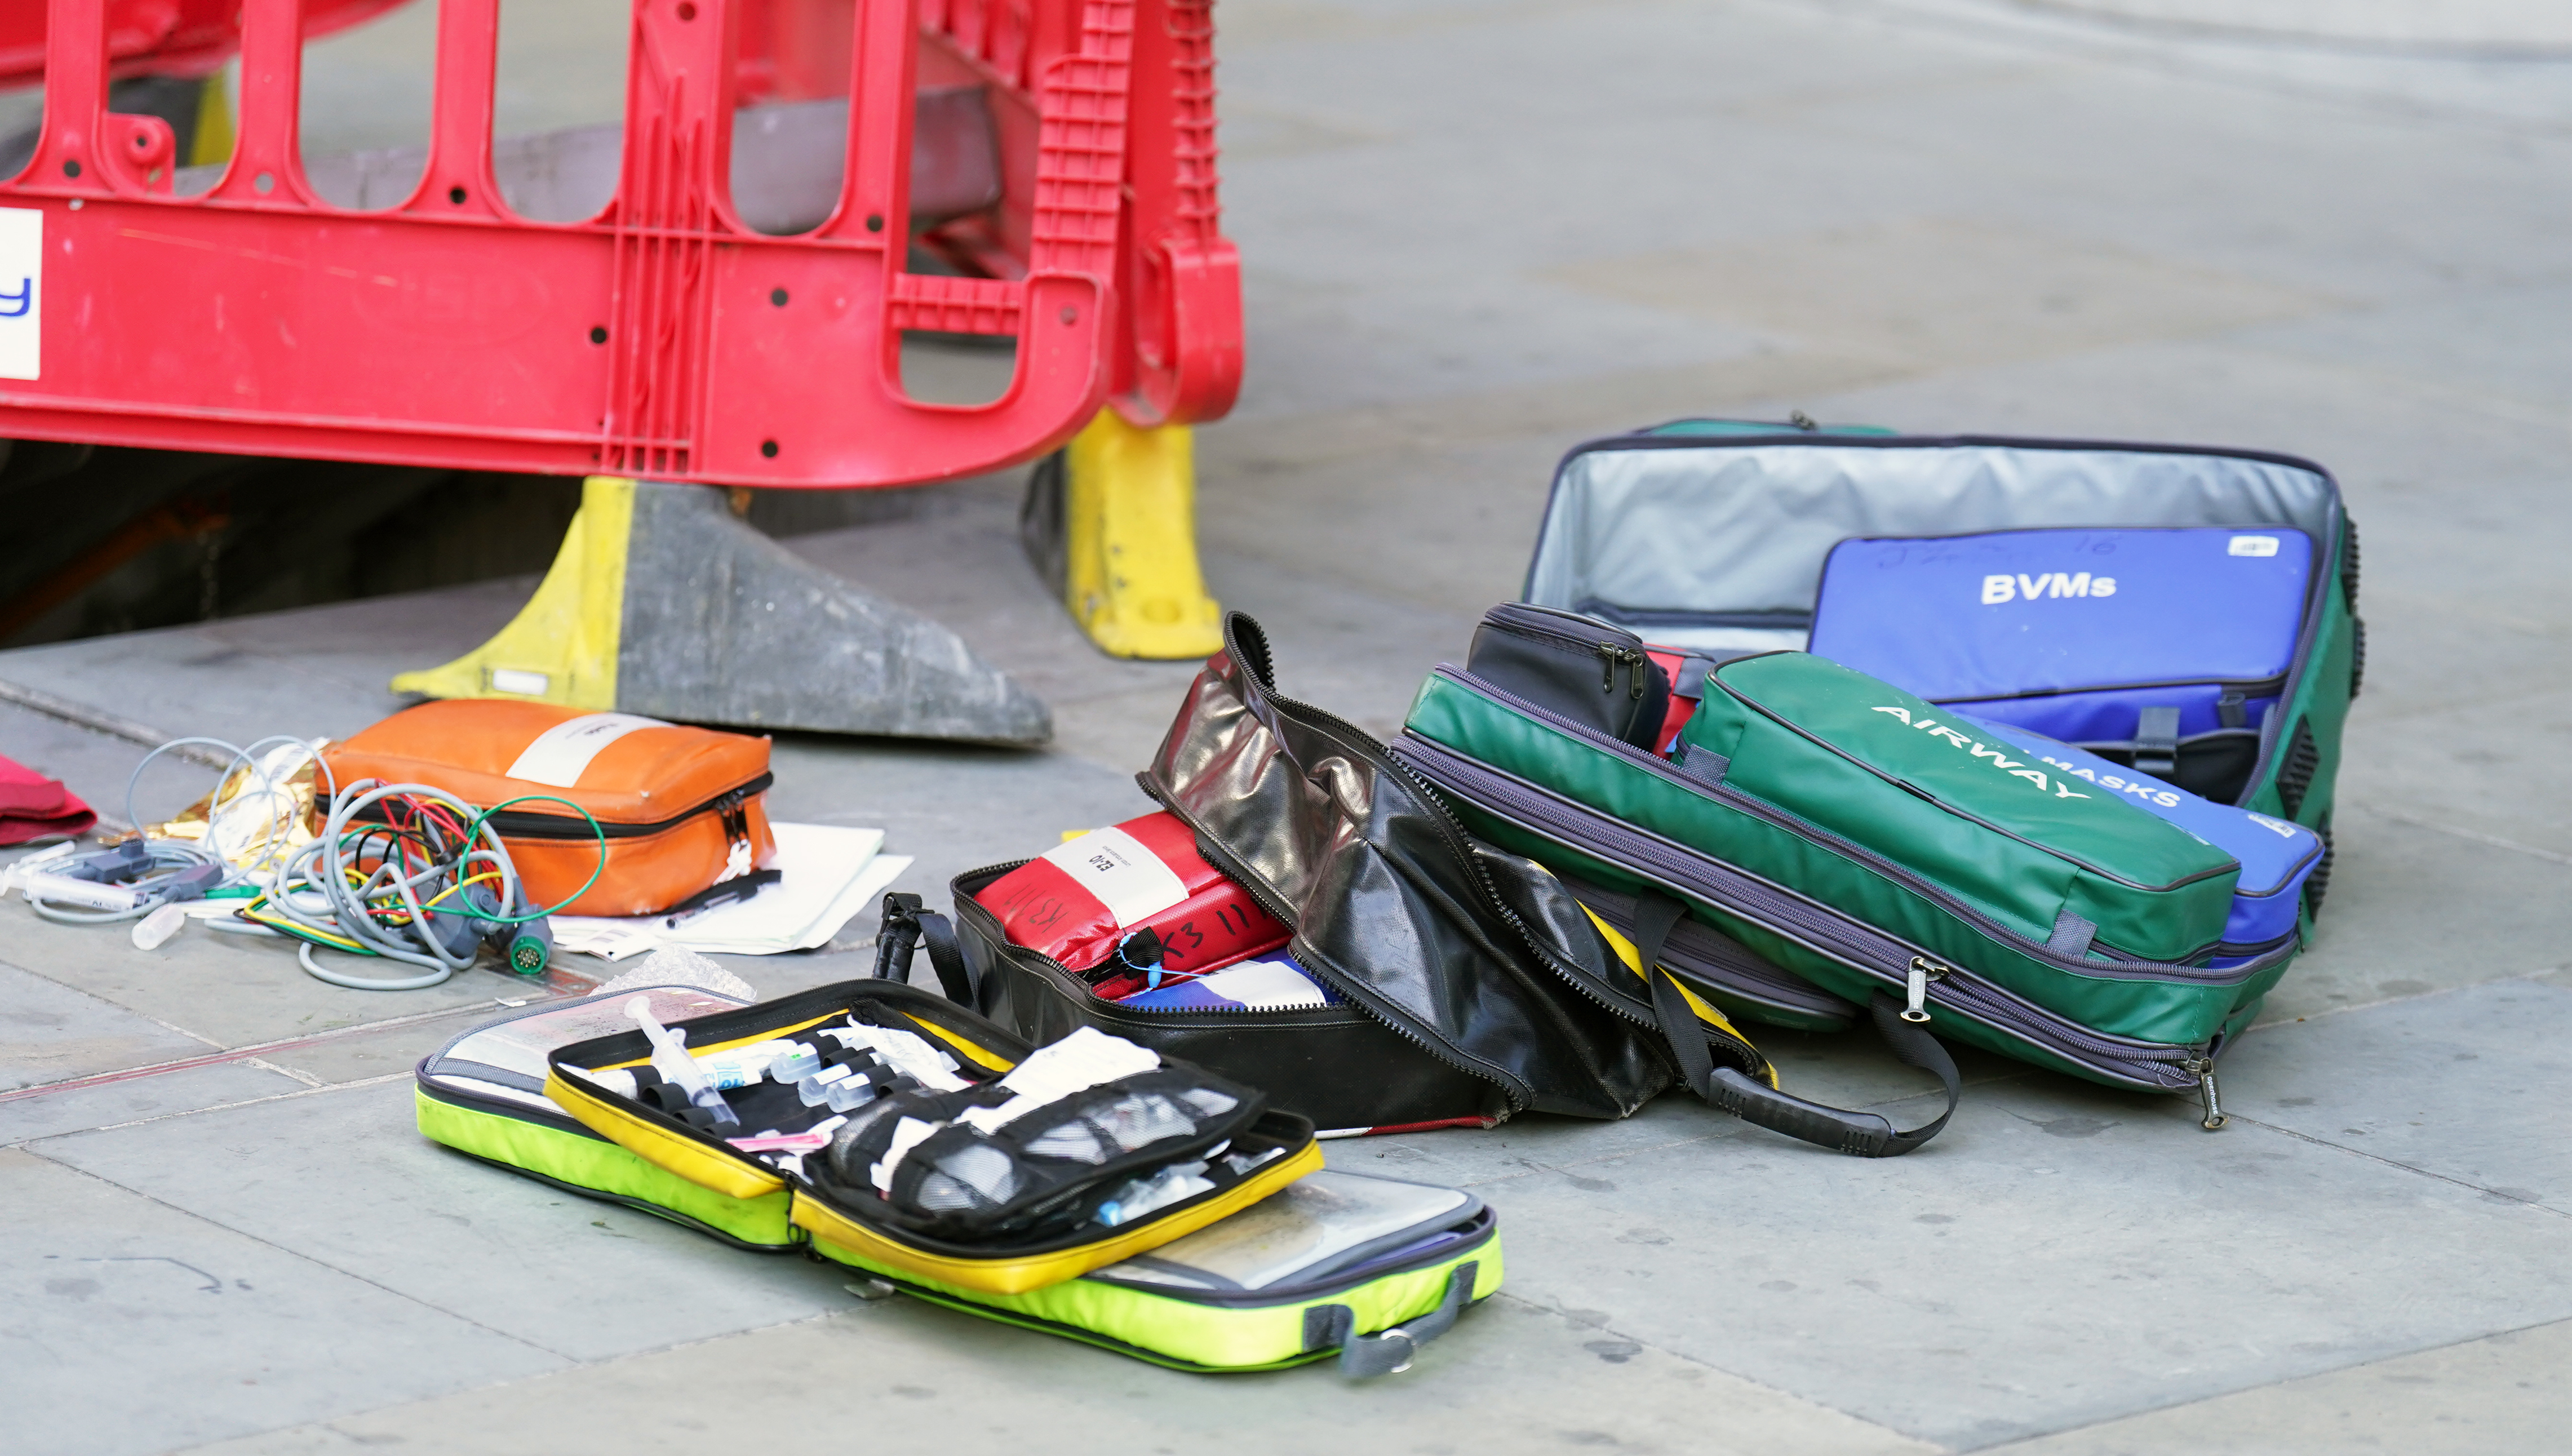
1595,643,1648,698
2182,1055,2229,1130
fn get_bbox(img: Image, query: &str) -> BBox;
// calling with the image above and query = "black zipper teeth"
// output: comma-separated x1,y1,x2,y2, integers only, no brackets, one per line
1485,606,1649,699
1219,682,1681,1064
478,773,775,840
1154,662,1662,1102
1139,778,1537,1109
960,861,1381,1022
1711,673,2240,896
1256,687,1666,1048
1492,602,1643,647
1438,669,2270,985
1395,732,2200,1089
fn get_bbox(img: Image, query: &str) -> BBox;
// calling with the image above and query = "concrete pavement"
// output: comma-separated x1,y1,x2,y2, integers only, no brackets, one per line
5,0,2571,1450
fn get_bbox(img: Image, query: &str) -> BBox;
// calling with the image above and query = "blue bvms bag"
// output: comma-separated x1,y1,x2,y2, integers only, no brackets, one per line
1806,526,2313,802
1966,717,2322,961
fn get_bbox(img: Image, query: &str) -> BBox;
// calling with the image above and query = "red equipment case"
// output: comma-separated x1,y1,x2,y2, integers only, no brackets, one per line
0,0,1243,488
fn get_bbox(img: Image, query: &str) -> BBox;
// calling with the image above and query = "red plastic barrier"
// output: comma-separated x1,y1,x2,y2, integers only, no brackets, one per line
0,0,405,87
0,0,1242,488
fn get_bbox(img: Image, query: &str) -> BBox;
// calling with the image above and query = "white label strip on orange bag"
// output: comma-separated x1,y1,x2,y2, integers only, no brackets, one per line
503,713,671,787
1037,826,1190,927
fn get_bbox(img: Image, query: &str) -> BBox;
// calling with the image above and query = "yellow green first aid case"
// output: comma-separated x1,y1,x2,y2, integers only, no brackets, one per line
415,979,1503,1375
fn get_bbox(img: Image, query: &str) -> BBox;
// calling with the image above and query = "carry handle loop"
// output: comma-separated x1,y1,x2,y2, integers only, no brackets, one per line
1629,890,1958,1157
2134,705,2182,779
873,893,979,1010
1309,1261,1479,1378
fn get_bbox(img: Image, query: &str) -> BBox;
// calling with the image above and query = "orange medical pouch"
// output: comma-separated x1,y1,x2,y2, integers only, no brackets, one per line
322,702,777,917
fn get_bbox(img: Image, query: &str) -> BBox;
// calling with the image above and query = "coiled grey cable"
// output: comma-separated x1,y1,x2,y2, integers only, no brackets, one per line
24,736,307,925
263,780,524,992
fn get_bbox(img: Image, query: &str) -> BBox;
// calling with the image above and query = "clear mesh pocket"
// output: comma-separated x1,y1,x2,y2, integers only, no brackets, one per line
1022,1120,1110,1163
915,1142,1024,1211
815,1064,1266,1240
1092,1091,1199,1153
913,1173,979,1211
935,1143,1022,1204
1177,1087,1239,1119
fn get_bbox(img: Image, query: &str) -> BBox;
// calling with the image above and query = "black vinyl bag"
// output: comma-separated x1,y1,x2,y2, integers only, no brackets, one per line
938,875,1501,1135
911,612,1782,1137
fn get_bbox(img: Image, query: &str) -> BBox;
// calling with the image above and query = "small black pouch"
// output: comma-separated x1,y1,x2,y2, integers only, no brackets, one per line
811,1065,1267,1241
1466,603,1671,751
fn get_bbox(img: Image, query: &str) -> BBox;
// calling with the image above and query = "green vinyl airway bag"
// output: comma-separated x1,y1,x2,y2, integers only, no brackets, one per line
1682,651,2240,964
1965,717,2319,951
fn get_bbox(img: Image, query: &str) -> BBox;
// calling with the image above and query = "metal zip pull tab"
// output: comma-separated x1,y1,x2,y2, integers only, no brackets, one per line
1903,956,1948,1023
716,789,755,880
1595,643,1647,698
2186,1058,2229,1131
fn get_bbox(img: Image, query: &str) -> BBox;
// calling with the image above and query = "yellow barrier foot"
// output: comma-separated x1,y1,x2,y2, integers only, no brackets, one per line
1021,410,1225,660
393,477,1051,744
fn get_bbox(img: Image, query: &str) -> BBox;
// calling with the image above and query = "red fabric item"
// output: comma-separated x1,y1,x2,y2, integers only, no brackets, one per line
975,811,1289,978
0,756,96,845
1644,648,1704,756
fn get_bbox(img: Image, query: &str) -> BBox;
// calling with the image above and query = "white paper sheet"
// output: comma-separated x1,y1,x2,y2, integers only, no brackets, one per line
553,822,910,958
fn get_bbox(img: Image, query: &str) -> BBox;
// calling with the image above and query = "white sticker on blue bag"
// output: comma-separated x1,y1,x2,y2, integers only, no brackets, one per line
2228,535,2281,557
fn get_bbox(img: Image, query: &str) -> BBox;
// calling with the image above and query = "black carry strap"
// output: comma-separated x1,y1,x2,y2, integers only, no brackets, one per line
2134,705,2182,778
1304,1261,1479,1378
873,893,978,1009
1630,890,1958,1157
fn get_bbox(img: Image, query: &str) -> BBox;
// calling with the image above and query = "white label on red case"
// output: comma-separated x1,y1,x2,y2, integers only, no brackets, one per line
503,712,669,787
1039,825,1189,928
0,208,40,380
